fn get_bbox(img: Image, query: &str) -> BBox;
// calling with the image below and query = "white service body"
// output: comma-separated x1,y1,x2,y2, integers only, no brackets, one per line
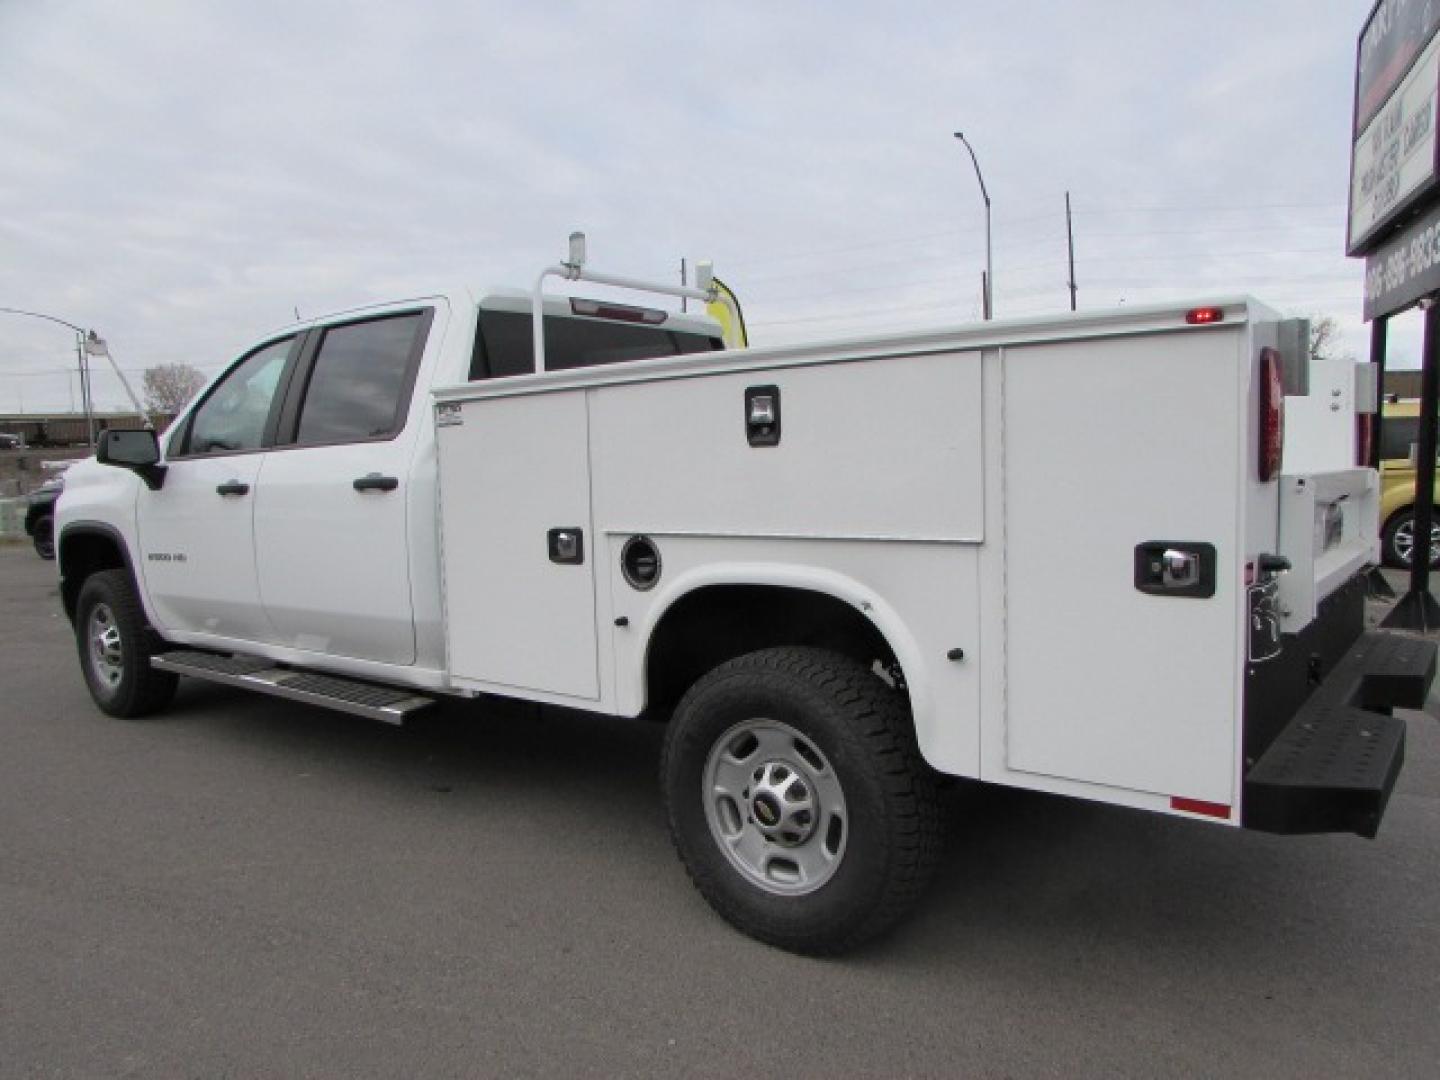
58,292,1378,827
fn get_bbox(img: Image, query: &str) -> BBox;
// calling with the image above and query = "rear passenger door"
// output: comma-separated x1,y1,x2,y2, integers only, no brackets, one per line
251,306,438,666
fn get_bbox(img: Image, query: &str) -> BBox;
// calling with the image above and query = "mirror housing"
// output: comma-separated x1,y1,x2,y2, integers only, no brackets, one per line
97,429,166,490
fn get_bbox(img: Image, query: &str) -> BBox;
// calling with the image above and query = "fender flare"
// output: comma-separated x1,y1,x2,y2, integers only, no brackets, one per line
56,520,143,622
632,561,935,744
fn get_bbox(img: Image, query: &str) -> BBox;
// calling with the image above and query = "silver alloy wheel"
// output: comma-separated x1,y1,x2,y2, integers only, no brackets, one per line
1394,517,1440,567
702,719,848,896
87,602,124,692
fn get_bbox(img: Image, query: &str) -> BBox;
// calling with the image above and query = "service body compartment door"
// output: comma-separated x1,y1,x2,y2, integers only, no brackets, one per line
1001,330,1245,805
437,392,599,699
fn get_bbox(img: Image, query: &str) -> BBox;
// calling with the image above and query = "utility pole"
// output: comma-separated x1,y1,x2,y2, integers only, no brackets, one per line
681,257,688,312
1066,191,1078,312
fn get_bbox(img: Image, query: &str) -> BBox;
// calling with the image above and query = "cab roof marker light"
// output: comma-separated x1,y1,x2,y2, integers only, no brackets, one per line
534,233,730,370
569,298,668,325
1186,307,1226,325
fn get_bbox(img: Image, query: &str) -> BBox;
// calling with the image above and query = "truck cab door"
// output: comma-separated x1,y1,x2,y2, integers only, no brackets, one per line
251,306,439,666
137,335,299,642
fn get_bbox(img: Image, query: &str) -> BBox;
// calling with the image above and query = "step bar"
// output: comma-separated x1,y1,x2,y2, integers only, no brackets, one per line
1243,631,1436,838
151,651,435,725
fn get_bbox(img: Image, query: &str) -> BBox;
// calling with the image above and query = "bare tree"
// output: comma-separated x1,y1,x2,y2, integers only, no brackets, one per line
142,363,206,418
1309,315,1353,363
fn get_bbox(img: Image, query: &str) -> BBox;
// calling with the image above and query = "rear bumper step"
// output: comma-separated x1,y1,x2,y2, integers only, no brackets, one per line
1243,631,1435,838
151,651,435,725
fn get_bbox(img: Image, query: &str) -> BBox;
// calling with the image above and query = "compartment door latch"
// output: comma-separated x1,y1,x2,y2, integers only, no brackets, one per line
548,527,585,565
745,385,781,447
1134,542,1216,599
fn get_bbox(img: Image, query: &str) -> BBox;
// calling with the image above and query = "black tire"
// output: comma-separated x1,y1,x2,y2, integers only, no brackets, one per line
661,647,941,955
31,515,54,560
74,569,178,718
1382,508,1440,570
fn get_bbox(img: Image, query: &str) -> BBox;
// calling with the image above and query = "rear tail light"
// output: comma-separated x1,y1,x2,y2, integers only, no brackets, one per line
1186,306,1225,325
1259,346,1285,482
1357,412,1375,468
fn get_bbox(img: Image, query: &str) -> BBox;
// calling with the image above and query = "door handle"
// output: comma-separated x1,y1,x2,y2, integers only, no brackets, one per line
215,480,250,497
353,473,399,492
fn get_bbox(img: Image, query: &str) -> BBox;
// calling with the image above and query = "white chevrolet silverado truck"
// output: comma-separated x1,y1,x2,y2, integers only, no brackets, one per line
56,241,1436,954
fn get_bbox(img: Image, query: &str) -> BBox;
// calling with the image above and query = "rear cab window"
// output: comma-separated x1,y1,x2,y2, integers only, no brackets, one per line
469,303,723,380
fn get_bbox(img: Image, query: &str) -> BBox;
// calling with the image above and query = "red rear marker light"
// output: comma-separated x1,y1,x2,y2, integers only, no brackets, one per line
1258,346,1285,482
1171,796,1232,820
1356,412,1375,468
1186,307,1225,325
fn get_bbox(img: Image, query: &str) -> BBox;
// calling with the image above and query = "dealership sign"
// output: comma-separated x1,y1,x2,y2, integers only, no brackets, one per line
1349,0,1440,257
1363,198,1440,319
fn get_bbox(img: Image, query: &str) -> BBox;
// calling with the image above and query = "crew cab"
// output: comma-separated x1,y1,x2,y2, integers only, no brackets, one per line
55,243,1437,954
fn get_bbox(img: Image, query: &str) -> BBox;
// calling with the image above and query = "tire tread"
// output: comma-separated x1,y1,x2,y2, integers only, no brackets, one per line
75,569,177,718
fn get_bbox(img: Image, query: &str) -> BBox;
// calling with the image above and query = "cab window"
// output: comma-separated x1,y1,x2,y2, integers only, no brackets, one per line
469,310,723,379
182,337,293,456
291,311,430,446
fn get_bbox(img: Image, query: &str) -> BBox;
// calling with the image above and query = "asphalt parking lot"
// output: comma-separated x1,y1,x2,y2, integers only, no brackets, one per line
1,546,1438,1079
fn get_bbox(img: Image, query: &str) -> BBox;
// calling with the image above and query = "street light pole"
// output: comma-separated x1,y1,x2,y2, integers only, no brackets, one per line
954,132,993,320
1,306,97,448
76,332,95,448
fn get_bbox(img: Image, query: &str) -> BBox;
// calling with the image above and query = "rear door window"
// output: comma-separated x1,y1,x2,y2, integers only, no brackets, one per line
291,311,431,446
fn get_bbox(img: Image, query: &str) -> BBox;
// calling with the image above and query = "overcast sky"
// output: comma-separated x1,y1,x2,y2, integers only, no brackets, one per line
0,0,1411,413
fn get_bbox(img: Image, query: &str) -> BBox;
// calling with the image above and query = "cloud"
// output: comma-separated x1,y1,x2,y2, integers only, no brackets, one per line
0,0,1398,413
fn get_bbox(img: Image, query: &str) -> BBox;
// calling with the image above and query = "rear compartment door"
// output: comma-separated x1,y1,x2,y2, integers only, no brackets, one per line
999,329,1244,804
436,391,599,700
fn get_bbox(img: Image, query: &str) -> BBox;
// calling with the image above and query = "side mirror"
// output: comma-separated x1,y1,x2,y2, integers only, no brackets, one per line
97,429,166,490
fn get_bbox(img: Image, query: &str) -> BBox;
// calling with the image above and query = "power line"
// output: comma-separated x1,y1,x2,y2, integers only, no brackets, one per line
1073,200,1345,215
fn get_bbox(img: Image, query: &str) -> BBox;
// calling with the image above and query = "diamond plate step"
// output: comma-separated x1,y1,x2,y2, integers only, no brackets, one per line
1244,630,1434,838
151,651,434,725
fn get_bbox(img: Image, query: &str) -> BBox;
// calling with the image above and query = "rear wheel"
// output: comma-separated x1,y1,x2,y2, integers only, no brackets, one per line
1382,508,1440,569
661,647,941,955
31,515,54,559
74,569,177,717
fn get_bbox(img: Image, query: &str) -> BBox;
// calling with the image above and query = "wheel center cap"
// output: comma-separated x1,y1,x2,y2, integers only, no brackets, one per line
752,793,781,827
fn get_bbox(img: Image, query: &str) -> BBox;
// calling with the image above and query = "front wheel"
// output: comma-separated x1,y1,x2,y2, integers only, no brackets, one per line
661,647,941,955
74,569,177,718
1382,508,1440,569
